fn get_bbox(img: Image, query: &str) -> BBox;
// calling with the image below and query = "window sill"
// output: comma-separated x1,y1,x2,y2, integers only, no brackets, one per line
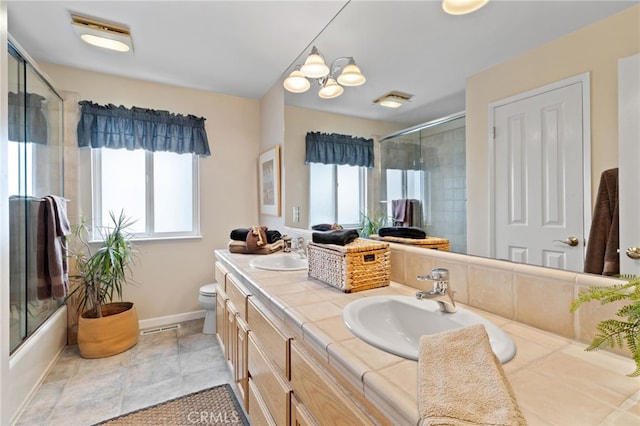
88,235,203,244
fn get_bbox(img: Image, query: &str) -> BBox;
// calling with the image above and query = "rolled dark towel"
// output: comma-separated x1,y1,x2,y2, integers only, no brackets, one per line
378,226,427,239
230,228,282,244
312,229,359,246
230,228,250,241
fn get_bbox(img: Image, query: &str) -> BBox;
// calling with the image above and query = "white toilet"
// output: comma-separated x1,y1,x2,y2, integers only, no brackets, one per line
198,284,217,334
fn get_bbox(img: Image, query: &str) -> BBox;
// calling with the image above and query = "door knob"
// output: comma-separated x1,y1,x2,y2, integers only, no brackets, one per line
553,236,579,247
626,247,640,259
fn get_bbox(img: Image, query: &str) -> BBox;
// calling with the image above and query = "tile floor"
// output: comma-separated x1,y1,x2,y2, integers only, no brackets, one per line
16,318,234,426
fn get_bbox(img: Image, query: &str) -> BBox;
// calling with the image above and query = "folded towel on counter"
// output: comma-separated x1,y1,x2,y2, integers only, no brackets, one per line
311,223,343,231
230,228,282,244
311,229,360,246
418,324,527,426
378,226,426,239
228,239,285,255
246,226,268,251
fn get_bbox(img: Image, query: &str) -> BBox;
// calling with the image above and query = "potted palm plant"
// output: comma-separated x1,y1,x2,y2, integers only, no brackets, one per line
68,210,139,358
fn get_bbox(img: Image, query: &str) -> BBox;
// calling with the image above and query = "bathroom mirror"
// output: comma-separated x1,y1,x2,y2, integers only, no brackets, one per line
281,1,638,274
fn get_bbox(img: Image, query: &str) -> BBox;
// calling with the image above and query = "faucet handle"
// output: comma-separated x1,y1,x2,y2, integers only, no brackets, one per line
417,267,449,281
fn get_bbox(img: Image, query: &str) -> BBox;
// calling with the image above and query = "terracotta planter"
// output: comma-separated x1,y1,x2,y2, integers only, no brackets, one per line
77,302,139,359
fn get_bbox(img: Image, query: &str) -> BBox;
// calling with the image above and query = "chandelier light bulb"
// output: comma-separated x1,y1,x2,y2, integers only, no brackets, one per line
337,58,366,87
318,78,344,99
300,46,330,78
283,69,311,93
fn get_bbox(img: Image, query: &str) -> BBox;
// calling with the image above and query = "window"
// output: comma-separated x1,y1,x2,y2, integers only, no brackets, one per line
7,141,34,197
309,163,365,227
384,168,423,221
92,148,199,239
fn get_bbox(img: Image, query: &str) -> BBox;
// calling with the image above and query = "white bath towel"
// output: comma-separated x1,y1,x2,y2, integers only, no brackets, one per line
418,324,527,426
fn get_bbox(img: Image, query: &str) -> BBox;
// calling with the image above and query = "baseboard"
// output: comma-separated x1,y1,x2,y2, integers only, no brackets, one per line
138,310,205,330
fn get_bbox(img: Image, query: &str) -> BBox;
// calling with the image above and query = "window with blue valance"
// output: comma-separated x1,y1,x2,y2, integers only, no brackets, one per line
305,132,374,168
77,101,211,157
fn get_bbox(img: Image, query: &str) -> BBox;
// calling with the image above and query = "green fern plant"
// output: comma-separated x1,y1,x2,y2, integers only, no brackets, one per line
359,210,388,238
570,275,640,377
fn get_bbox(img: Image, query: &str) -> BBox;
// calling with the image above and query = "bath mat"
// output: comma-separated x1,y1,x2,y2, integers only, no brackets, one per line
95,383,249,426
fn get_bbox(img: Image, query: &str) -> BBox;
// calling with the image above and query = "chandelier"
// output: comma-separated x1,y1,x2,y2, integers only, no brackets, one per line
283,46,366,99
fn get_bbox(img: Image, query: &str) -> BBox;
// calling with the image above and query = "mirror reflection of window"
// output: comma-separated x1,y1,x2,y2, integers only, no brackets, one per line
309,163,364,228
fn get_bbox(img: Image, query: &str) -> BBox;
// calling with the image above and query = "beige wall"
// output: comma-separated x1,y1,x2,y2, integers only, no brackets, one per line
259,82,286,231
284,105,404,229
39,63,261,321
466,5,640,257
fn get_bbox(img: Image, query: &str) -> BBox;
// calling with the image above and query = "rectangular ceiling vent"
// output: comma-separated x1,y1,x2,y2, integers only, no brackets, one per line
71,14,130,37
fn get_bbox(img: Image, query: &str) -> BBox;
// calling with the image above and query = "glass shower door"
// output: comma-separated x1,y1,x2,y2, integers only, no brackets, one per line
8,43,64,353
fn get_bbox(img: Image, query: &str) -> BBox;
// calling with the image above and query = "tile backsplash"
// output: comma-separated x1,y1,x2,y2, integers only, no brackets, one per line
387,243,629,356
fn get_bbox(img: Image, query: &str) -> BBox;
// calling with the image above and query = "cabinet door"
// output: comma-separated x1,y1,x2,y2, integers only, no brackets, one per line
215,284,226,344
248,333,291,426
248,378,277,426
235,316,250,409
225,301,237,363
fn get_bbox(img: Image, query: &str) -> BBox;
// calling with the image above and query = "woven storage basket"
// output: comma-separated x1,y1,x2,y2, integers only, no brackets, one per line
370,234,450,251
307,238,390,292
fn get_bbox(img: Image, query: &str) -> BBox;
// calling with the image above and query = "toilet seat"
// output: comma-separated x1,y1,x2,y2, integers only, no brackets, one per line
199,284,217,296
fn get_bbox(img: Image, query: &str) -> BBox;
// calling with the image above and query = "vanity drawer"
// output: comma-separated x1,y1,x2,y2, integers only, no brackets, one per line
226,273,249,320
248,333,291,426
247,297,290,378
214,262,229,292
248,377,276,426
290,341,373,425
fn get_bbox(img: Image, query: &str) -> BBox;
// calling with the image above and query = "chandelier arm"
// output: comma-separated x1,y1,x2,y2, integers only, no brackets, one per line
328,56,352,79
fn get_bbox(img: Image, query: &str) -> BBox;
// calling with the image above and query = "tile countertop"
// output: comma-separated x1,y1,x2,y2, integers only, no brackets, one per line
215,250,640,426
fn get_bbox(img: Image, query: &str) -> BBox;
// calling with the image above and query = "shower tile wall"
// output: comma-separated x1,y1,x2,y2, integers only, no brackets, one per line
422,126,466,253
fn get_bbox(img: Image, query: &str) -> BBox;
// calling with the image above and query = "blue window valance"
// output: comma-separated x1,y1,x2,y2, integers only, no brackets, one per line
8,92,48,145
77,101,211,157
305,132,374,168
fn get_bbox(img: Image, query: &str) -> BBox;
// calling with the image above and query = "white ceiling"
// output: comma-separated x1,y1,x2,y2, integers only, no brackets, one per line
7,1,638,127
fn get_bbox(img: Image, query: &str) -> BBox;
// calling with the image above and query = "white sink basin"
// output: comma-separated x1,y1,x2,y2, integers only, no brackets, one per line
343,295,516,363
249,254,308,271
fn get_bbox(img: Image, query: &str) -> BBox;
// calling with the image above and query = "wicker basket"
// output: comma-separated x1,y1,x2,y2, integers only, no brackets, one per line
307,238,391,292
369,234,450,251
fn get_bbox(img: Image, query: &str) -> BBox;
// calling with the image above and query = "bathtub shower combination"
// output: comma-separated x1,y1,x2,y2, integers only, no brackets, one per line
8,41,66,353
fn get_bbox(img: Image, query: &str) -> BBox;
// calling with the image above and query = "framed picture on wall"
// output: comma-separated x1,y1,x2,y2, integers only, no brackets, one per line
258,145,281,216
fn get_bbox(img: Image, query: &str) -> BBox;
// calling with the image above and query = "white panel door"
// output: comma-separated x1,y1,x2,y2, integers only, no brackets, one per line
492,80,585,271
618,53,640,276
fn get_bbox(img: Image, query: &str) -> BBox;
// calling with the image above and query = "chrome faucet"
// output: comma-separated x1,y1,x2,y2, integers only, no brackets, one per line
293,236,307,259
416,268,456,313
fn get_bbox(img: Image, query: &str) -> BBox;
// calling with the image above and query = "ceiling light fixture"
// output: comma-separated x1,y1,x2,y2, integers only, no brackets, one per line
71,14,133,53
284,46,365,99
373,92,413,109
442,0,489,15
